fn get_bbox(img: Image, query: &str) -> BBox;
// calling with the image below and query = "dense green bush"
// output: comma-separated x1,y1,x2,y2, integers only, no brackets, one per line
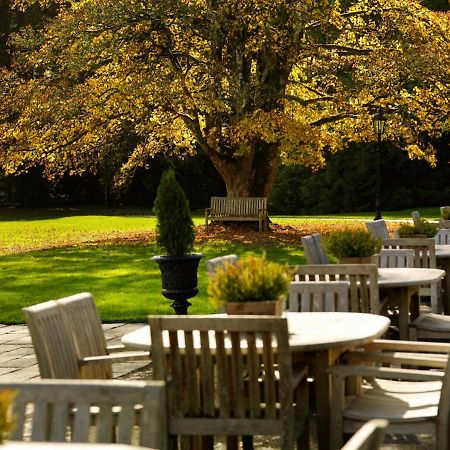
324,230,381,258
153,169,195,256
397,219,438,238
208,254,289,305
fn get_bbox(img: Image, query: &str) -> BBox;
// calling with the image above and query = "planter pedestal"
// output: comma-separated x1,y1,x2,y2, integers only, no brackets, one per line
152,253,203,314
338,255,378,265
224,299,283,315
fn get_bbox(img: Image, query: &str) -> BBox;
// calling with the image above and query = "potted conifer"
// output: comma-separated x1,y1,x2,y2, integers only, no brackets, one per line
152,169,203,314
396,219,438,238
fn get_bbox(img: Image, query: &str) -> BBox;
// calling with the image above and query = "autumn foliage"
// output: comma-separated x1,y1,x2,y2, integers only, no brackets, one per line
1,0,450,197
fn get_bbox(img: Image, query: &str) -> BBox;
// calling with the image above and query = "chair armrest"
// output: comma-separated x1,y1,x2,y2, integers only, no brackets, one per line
80,351,150,366
330,364,445,381
205,208,211,213
363,339,450,353
343,350,448,369
106,344,129,352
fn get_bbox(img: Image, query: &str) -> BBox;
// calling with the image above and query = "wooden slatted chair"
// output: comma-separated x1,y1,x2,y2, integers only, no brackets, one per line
288,281,350,312
381,238,441,313
365,220,389,240
434,228,450,245
290,265,380,314
23,294,149,379
329,340,450,450
301,233,329,264
377,249,414,268
340,419,388,450
205,254,239,274
148,315,310,450
2,379,167,449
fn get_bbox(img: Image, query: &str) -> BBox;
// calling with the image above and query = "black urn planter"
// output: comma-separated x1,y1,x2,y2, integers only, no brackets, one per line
152,253,203,314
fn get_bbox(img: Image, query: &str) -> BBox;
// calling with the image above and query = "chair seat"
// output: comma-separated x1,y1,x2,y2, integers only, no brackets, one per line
344,389,439,422
364,378,443,394
413,313,450,331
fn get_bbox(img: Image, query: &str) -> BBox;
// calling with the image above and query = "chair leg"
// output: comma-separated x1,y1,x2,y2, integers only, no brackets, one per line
242,435,254,450
226,436,239,450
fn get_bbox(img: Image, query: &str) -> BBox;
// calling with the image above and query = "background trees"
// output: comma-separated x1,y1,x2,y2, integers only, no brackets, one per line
1,0,450,202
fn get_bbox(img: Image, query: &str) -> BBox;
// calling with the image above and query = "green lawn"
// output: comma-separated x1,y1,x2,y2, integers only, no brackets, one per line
0,205,438,323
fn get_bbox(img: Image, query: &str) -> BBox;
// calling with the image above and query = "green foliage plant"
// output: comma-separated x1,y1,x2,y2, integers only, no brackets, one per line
397,219,438,238
324,230,381,258
208,254,289,306
441,206,450,220
153,169,195,256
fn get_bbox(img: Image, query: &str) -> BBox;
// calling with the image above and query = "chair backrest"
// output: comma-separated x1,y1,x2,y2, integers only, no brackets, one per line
340,419,388,450
378,249,415,268
366,220,389,240
290,264,380,313
22,300,81,379
148,316,294,438
2,379,167,449
435,229,450,245
381,238,436,269
411,211,421,227
56,292,112,379
205,254,239,274
301,233,329,264
288,281,350,312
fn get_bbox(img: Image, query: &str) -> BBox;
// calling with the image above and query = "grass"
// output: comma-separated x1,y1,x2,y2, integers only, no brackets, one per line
0,205,438,323
0,240,305,323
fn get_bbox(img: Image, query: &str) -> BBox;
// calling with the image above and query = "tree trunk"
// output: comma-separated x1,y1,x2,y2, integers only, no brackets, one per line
208,141,280,197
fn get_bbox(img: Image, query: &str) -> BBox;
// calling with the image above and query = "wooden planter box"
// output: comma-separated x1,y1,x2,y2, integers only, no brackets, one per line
338,255,378,265
225,299,283,315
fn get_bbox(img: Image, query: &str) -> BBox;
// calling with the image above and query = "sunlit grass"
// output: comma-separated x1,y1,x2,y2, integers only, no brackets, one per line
0,241,305,323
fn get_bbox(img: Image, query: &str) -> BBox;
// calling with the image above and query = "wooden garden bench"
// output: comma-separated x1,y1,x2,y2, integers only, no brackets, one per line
205,196,268,232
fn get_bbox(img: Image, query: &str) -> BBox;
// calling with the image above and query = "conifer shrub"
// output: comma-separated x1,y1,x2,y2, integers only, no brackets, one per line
153,169,195,256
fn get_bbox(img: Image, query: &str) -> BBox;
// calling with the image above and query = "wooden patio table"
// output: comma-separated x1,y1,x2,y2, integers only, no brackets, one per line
122,312,389,450
377,267,445,339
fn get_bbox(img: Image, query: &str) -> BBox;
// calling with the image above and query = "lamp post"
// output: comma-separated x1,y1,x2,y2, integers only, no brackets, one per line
373,108,387,221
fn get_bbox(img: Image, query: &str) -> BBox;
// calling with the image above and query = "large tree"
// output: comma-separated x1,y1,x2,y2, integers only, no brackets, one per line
1,0,450,197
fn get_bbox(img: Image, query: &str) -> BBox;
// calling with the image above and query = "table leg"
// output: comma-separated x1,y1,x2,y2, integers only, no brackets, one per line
438,259,450,314
311,349,341,450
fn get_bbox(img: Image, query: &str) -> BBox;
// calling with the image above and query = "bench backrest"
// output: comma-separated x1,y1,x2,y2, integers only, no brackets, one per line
210,197,267,216
301,233,329,264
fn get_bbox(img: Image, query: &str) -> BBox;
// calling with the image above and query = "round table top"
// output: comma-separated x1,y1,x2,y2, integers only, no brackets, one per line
377,267,445,287
121,312,390,353
436,244,450,259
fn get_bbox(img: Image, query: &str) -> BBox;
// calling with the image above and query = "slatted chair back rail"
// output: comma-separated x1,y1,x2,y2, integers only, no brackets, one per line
22,301,80,379
381,238,437,268
205,254,239,274
3,380,167,449
378,249,415,268
56,293,112,379
288,281,350,312
411,211,421,227
301,234,329,264
366,220,390,240
290,264,380,314
311,233,329,264
340,419,388,450
435,229,450,245
210,197,267,217
148,316,295,443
